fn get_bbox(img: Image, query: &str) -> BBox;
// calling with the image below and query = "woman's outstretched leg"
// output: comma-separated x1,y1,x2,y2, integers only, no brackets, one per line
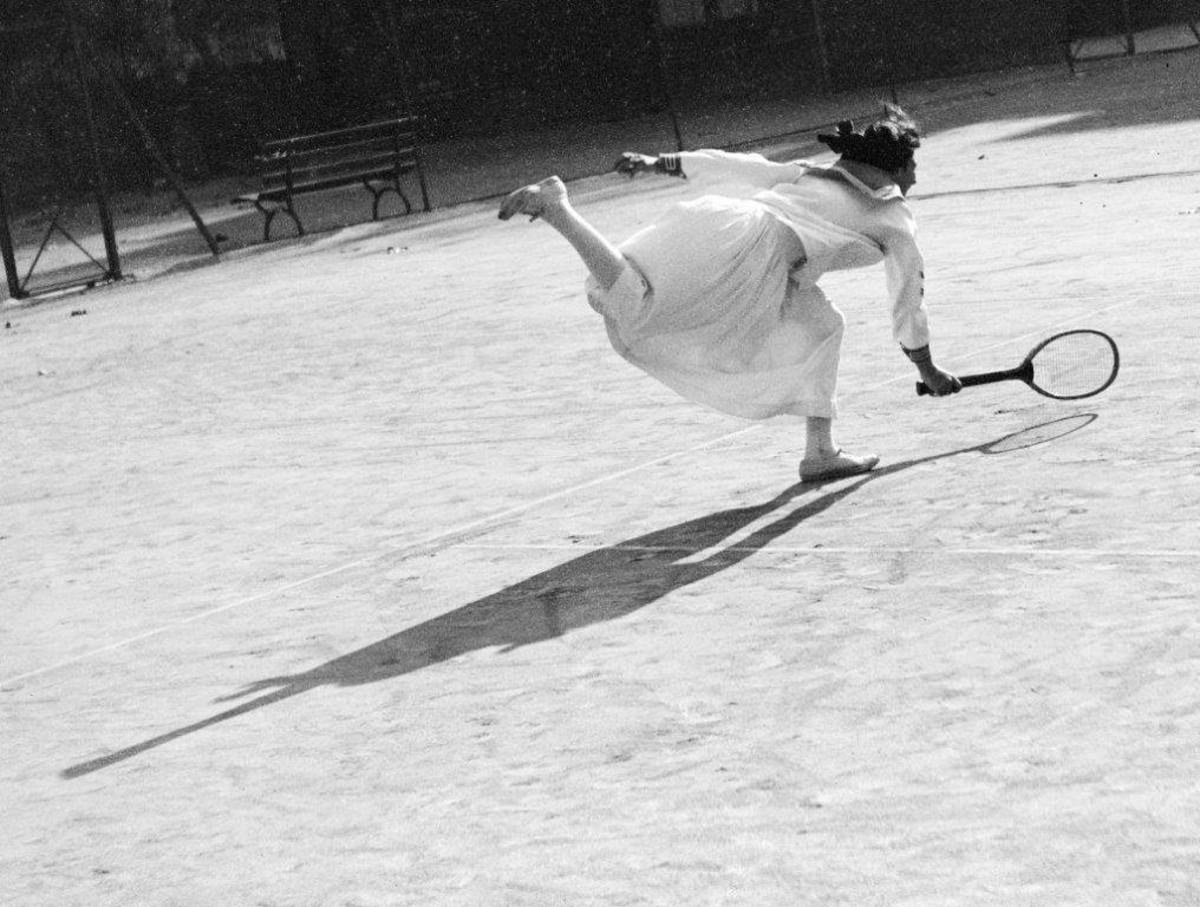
499,177,628,291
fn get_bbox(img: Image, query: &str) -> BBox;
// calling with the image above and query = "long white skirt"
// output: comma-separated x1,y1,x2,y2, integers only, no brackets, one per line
586,195,846,420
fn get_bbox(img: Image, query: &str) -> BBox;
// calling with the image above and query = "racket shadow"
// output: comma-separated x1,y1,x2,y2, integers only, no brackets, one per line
61,413,1096,779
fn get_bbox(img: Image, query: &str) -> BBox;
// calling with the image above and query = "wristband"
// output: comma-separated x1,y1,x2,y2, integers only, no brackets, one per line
654,153,685,178
902,344,932,365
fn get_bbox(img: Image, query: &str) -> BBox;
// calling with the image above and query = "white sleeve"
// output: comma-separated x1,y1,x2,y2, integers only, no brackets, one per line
882,210,931,349
677,150,808,189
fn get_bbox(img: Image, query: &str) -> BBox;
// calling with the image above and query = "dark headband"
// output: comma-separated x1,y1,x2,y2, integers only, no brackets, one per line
817,119,916,173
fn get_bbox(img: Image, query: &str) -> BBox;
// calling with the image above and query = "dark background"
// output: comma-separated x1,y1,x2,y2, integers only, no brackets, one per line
1,0,1195,206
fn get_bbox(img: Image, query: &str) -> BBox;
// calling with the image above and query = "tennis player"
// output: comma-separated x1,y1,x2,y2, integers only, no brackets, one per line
499,105,961,481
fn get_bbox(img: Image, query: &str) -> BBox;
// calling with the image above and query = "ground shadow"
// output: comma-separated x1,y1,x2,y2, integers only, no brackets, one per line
61,414,1096,779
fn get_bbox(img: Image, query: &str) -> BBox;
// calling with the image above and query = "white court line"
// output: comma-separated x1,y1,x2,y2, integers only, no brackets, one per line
2,426,758,689
1,559,375,689
455,542,1198,560
1,295,1149,689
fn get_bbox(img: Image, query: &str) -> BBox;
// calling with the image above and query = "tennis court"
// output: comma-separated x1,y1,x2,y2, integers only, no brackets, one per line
4,48,1200,905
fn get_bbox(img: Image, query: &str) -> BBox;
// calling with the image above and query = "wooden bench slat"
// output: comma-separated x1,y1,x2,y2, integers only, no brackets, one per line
261,116,416,141
247,172,397,203
262,134,417,160
262,119,417,154
258,146,417,177
260,163,415,194
259,150,416,186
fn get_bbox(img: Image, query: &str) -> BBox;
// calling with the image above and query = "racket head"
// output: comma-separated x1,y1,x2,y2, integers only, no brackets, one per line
1024,329,1120,400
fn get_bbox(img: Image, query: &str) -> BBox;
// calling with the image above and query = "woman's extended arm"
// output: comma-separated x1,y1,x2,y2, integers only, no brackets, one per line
615,150,807,188
883,214,961,396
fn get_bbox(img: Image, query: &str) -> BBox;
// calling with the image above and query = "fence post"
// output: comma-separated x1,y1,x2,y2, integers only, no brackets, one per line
0,169,21,299
63,2,123,280
1121,0,1135,54
810,0,833,92
644,0,685,151
381,0,431,211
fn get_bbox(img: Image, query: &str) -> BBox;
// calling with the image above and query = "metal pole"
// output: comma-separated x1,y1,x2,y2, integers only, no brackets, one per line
809,0,833,93
0,167,22,299
381,0,431,211
88,45,222,257
1121,0,1135,55
644,0,684,151
887,1,900,105
60,0,220,259
63,2,123,280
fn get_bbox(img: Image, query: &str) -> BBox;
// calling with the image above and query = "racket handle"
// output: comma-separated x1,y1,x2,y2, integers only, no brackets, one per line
915,374,985,395
916,370,1020,396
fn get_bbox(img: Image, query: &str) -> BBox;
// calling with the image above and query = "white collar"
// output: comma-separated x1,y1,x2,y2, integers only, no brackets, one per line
812,160,905,201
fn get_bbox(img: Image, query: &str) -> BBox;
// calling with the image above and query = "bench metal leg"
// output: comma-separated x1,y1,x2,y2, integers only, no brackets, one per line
365,179,413,220
254,200,303,241
281,203,304,238
1059,39,1078,76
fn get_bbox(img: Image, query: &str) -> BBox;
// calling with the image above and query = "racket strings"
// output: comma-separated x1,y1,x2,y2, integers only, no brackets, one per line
1030,332,1118,399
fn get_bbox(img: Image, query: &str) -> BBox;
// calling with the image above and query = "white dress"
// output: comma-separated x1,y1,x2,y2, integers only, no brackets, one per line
586,151,930,420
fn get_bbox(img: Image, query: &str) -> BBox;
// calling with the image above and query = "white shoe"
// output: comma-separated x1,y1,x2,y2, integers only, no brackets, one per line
498,176,567,221
799,449,880,483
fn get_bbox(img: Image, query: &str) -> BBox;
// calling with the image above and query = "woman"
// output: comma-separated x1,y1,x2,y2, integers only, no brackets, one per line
498,105,961,482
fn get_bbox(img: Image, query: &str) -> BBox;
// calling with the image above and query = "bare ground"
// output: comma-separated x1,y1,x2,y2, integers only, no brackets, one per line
3,43,1200,907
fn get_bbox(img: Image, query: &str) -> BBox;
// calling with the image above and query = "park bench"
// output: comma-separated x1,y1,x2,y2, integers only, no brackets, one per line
234,116,430,240
1058,2,1200,75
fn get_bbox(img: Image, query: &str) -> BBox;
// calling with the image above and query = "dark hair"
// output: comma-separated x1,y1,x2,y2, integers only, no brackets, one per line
818,104,920,172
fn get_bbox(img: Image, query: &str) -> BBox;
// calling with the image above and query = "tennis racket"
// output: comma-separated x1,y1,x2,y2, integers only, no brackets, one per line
916,329,1120,399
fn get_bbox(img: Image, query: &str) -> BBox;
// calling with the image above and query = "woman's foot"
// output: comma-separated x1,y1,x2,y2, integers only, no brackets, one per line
498,176,568,222
799,449,880,483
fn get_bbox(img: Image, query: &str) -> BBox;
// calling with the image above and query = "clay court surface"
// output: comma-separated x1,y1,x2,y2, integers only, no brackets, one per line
4,48,1200,905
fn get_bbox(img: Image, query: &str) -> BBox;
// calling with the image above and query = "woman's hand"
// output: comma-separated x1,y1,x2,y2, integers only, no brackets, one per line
918,363,963,396
904,345,962,397
615,152,658,178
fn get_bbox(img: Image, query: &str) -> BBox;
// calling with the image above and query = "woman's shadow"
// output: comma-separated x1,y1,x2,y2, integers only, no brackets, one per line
62,415,1096,778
